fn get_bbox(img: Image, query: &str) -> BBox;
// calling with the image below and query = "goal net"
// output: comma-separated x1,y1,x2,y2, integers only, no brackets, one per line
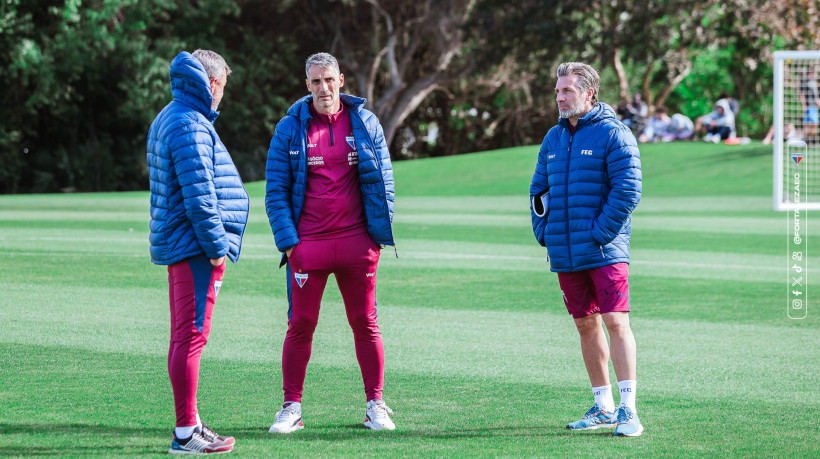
773,50,820,211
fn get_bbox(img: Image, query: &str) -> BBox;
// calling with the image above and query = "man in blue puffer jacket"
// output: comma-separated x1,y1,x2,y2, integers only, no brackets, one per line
530,62,643,437
147,50,248,454
265,53,395,433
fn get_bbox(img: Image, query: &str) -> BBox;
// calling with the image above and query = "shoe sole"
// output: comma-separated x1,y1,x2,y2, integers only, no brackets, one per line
364,420,395,431
614,424,644,437
566,420,617,431
268,423,304,434
168,445,234,454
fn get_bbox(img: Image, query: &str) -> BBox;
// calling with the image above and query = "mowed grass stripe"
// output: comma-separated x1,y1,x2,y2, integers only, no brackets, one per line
2,282,816,404
4,342,814,456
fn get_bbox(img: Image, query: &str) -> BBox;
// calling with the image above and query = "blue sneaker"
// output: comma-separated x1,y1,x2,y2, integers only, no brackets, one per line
613,406,644,437
566,404,617,430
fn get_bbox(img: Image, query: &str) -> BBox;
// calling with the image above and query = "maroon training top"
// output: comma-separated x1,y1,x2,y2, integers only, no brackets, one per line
297,103,367,240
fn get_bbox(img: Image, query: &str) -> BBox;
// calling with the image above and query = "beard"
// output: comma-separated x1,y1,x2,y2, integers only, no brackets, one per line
559,99,587,118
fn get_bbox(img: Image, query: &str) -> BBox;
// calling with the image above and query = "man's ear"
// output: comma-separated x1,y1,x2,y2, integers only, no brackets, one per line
210,77,218,95
339,73,344,88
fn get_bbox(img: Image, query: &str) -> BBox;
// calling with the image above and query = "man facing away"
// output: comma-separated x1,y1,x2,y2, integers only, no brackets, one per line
147,49,249,454
265,52,396,433
530,62,644,437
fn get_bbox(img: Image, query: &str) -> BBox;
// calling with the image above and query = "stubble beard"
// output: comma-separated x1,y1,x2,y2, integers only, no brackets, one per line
559,99,587,119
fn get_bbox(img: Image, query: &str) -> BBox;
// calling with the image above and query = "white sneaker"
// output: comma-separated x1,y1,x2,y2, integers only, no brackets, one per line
364,399,395,431
268,402,304,434
703,133,715,143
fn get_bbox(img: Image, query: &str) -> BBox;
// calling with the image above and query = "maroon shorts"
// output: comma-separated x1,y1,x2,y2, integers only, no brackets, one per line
556,263,630,319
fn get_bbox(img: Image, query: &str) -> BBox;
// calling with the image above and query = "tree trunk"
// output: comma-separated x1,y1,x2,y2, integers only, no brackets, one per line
611,47,630,103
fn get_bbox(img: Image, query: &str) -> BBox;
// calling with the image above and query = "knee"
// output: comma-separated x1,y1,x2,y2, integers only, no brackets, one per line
288,316,319,337
574,315,602,336
347,310,378,334
602,314,632,337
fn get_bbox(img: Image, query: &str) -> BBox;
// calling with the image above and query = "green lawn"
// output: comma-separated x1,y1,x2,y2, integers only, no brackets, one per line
1,141,818,457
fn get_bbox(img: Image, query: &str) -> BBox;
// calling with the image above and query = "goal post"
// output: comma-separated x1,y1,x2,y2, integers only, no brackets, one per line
774,50,820,211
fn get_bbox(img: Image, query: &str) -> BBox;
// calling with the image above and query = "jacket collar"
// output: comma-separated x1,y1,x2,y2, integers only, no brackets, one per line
287,93,368,122
558,102,616,131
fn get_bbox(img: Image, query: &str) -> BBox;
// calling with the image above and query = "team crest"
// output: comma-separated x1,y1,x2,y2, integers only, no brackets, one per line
295,272,308,288
346,135,356,150
214,280,223,297
792,151,804,165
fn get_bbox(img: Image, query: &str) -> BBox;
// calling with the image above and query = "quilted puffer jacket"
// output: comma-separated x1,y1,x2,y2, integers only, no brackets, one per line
265,94,394,265
147,51,249,265
530,102,641,272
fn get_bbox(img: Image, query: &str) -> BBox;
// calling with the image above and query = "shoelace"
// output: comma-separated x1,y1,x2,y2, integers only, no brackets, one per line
617,407,633,423
583,404,602,418
276,404,299,422
370,402,393,419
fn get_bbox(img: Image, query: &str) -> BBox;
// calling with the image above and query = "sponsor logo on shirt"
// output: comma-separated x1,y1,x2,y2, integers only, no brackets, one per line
308,156,324,166
348,151,358,166
307,143,317,148
366,272,375,277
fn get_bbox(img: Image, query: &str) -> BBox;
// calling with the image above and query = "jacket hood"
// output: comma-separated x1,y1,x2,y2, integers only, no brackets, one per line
558,102,617,129
170,51,218,121
714,98,732,115
286,93,368,120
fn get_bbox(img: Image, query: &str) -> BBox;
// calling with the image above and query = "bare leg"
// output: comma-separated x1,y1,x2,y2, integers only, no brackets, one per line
573,313,610,387
601,312,636,381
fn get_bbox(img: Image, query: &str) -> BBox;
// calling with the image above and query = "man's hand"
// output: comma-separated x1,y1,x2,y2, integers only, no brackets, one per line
286,247,294,258
210,256,225,267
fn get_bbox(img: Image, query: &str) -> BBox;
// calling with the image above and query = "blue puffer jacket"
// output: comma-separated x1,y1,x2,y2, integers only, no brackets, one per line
265,94,394,265
147,51,249,265
530,102,641,272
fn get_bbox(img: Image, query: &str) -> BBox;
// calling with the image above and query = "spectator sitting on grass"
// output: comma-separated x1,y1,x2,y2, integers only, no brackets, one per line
639,106,672,143
694,99,735,143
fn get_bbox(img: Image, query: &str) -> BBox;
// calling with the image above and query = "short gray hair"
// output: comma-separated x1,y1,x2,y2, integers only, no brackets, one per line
556,62,599,105
192,49,231,80
305,52,340,78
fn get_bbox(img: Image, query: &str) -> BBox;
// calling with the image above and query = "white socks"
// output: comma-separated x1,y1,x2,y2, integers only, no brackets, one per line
174,413,202,439
593,381,637,413
618,380,637,412
592,385,615,413
175,425,196,439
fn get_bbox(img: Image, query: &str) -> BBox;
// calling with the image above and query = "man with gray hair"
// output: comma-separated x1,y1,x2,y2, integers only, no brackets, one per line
265,52,396,433
530,62,644,436
147,49,248,454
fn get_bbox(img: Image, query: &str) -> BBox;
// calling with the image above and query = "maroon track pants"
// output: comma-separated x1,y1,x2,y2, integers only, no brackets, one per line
283,232,383,402
167,255,225,427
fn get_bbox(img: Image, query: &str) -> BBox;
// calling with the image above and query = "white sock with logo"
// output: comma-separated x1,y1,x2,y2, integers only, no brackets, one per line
591,385,615,413
618,380,637,412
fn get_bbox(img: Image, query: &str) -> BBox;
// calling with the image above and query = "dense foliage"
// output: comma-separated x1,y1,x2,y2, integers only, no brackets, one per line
1,0,816,193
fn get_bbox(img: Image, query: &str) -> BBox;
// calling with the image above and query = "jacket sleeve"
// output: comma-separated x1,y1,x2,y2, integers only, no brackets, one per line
373,119,394,224
171,121,229,259
529,134,550,247
592,125,642,245
265,118,299,252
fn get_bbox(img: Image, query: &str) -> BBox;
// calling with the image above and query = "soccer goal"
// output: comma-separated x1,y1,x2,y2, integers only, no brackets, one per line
773,50,820,211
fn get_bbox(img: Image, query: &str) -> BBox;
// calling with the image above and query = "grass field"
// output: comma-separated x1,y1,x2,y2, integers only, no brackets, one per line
1,141,818,457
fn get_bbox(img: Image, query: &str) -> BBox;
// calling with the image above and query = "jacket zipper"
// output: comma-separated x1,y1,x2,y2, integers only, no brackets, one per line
329,121,334,146
565,128,573,270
